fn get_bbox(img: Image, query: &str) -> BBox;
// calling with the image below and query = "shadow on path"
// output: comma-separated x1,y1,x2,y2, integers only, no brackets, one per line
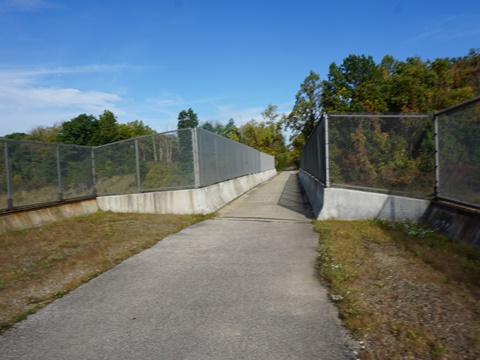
278,173,315,219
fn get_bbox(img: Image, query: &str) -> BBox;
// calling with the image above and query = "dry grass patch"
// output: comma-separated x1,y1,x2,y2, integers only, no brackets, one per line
0,211,211,333
315,219,480,359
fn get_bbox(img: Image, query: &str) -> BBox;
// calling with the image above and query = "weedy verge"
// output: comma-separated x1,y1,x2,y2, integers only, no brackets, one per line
314,219,480,359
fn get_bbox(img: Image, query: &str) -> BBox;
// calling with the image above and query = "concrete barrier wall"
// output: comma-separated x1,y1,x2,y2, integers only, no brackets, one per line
96,169,278,215
298,169,325,217
298,169,429,221
0,200,99,234
0,170,277,234
319,188,430,221
422,202,480,247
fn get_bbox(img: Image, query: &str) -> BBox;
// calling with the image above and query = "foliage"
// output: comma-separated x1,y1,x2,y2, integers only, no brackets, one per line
177,108,199,129
89,110,120,146
117,120,155,140
56,114,98,145
321,49,480,115
238,105,292,170
200,118,240,141
199,106,293,170
285,70,322,139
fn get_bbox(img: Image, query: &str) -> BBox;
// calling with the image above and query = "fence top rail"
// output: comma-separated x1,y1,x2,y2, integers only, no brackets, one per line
326,113,432,118
434,95,480,117
0,137,92,148
93,128,191,149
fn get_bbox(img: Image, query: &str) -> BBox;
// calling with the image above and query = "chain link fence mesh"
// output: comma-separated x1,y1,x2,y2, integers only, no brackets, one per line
300,116,327,185
59,145,95,199
197,128,273,187
328,115,435,195
94,139,137,195
138,130,194,191
1,128,275,211
4,141,60,207
300,99,480,207
0,141,7,209
437,99,480,207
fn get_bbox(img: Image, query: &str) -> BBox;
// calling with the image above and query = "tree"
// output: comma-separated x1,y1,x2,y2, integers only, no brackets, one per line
177,108,199,129
57,114,98,145
239,105,291,170
321,55,387,113
3,132,29,140
28,124,61,143
90,110,120,146
285,71,322,140
117,120,155,140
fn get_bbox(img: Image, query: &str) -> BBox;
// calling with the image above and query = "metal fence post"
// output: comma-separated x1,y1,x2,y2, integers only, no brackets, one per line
91,147,97,196
324,114,330,188
192,128,201,188
433,115,440,198
4,141,13,209
56,145,63,201
214,135,219,182
135,138,141,193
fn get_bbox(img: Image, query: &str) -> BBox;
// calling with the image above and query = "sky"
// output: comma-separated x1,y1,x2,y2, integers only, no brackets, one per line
0,0,479,136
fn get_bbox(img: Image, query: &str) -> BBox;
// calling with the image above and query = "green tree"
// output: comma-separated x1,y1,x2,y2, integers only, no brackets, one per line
57,114,98,145
118,120,155,140
3,132,29,140
28,124,61,143
321,55,387,113
285,71,322,140
386,57,437,113
239,105,291,170
90,110,120,146
177,108,199,129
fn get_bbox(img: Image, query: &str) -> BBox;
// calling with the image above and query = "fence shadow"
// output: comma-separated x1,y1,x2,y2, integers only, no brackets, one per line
278,172,315,219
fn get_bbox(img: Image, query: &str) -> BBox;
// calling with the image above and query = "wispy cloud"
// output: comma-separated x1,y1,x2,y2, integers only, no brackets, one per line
0,0,61,12
0,64,129,78
407,14,480,43
147,95,226,109
0,65,124,135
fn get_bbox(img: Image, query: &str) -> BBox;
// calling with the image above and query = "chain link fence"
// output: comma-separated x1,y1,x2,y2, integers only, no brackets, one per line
0,140,94,209
196,127,274,187
328,114,434,196
300,116,327,185
300,96,480,207
436,98,480,207
1,128,275,211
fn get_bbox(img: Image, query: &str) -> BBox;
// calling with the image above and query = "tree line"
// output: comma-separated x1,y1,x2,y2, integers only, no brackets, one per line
286,48,479,146
3,110,155,146
2,48,478,173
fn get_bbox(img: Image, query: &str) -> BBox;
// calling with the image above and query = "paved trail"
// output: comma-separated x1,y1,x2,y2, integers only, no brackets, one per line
0,171,355,359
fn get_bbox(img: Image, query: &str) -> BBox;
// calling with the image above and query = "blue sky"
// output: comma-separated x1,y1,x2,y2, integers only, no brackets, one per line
0,0,479,136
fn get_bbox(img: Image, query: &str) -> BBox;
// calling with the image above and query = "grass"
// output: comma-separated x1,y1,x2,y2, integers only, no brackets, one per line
314,219,480,359
0,211,212,333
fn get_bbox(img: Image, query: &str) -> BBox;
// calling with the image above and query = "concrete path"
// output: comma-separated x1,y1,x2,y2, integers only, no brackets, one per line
0,171,356,359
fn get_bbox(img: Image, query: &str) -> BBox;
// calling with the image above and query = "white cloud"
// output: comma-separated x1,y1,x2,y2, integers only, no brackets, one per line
0,66,123,135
